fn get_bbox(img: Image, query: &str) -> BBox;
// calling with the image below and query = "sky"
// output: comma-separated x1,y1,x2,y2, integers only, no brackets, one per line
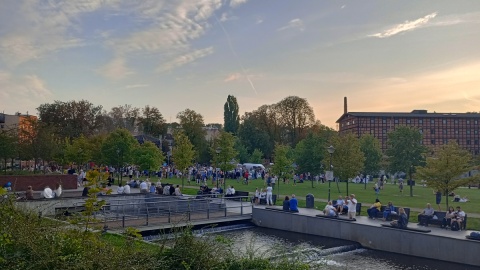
1,0,480,129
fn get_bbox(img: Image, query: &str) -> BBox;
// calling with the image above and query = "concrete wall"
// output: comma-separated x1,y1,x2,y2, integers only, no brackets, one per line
0,174,77,191
252,208,480,267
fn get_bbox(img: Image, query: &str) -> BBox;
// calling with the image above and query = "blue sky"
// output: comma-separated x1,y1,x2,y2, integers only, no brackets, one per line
1,0,480,128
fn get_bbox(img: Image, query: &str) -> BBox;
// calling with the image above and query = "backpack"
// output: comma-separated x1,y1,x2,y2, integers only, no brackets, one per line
451,222,460,231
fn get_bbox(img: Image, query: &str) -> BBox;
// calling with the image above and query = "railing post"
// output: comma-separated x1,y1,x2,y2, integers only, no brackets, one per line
241,200,243,215
207,200,210,219
122,215,125,228
146,213,149,226
188,199,191,221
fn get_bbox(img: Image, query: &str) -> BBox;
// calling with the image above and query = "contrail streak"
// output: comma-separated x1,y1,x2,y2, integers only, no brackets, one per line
213,13,258,95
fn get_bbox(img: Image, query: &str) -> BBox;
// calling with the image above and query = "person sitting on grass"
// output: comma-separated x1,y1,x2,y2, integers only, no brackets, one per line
367,199,382,219
323,201,337,217
283,196,290,211
391,207,408,229
289,194,299,212
382,201,396,221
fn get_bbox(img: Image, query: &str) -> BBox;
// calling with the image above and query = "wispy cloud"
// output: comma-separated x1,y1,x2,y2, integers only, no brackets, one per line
370,12,437,38
224,73,242,82
97,57,134,80
230,0,248,8
125,84,149,89
158,47,214,72
0,71,52,114
341,5,346,9
277,18,305,32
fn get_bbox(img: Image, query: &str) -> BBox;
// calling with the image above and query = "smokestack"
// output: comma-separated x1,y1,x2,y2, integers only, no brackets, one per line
344,97,348,114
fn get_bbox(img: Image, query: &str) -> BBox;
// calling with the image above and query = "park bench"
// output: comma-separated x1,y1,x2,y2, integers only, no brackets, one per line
420,211,467,230
336,202,362,215
375,206,410,221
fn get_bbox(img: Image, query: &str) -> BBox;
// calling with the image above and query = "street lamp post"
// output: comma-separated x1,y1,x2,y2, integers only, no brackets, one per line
215,148,220,189
327,145,335,202
409,165,414,197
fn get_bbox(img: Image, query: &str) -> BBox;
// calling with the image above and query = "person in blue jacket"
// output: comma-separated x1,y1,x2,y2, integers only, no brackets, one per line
289,194,299,212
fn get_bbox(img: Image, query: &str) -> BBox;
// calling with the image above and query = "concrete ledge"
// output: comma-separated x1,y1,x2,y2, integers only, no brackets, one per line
252,207,479,267
315,214,356,222
380,223,431,233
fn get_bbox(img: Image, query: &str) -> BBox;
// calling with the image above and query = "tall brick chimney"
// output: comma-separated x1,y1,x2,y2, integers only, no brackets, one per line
344,97,348,114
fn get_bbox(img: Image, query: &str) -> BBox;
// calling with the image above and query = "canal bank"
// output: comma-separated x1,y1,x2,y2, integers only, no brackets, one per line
252,207,480,267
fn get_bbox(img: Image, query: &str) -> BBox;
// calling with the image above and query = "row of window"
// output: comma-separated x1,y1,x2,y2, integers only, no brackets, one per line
369,118,479,125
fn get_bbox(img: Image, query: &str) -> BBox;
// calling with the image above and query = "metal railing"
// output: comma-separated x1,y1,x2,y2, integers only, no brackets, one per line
84,195,252,229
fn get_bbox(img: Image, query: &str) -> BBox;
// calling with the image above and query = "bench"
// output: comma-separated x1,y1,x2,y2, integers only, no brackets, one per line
315,214,356,221
381,223,431,233
420,212,467,230
338,202,362,215
259,194,277,205
225,191,250,201
375,206,410,221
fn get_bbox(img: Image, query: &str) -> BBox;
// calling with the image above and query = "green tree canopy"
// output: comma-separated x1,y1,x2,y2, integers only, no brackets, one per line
177,109,208,163
386,126,427,174
0,130,17,173
271,144,294,184
294,131,329,175
331,133,365,183
416,141,479,208
224,95,240,135
359,134,382,176
101,128,139,170
250,149,264,164
234,139,250,164
138,105,166,137
172,131,196,187
65,134,92,168
133,141,164,175
211,131,238,173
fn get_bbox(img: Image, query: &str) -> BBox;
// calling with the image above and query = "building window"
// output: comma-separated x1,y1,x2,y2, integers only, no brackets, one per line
382,118,386,124
370,130,375,135
442,120,447,124
443,129,447,134
475,120,478,124
454,120,459,124
419,129,423,134
455,130,459,134
370,118,375,123
467,140,471,145
475,130,478,134
467,120,470,124
394,119,399,124
431,139,436,145
406,119,411,124
347,121,350,126
467,130,471,134
419,119,423,124
430,119,435,124
383,129,387,134
475,140,479,145
430,129,435,134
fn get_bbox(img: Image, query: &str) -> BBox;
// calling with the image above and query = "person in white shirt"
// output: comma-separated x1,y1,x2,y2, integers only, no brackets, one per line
139,181,148,193
174,185,182,196
336,195,345,214
123,184,131,194
42,186,54,199
117,186,125,194
346,194,357,220
231,186,236,196
163,185,170,195
254,188,260,205
266,184,273,206
452,206,466,229
54,185,62,198
324,201,337,217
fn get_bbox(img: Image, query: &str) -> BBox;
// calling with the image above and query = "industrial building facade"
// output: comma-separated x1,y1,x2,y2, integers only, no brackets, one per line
336,99,480,155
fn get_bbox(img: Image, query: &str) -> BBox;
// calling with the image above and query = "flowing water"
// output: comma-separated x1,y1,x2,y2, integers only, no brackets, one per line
207,226,477,270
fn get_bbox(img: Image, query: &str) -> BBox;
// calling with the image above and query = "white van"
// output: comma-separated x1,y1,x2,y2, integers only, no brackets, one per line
242,163,265,171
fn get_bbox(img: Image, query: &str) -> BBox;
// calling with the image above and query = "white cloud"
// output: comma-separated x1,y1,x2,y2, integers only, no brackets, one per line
256,17,264,24
341,5,346,9
0,71,53,114
224,73,242,82
158,47,214,72
97,57,134,80
277,18,305,32
230,0,248,8
369,12,437,38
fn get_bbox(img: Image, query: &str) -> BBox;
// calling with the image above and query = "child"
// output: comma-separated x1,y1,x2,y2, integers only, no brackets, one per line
399,181,404,193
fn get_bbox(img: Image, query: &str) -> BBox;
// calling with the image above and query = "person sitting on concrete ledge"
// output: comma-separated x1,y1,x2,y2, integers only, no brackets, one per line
382,201,396,221
289,194,299,212
123,184,131,194
335,195,346,214
324,201,337,217
390,207,408,229
25,186,34,200
283,196,290,211
418,203,435,226
42,186,54,199
139,180,148,194
367,198,382,219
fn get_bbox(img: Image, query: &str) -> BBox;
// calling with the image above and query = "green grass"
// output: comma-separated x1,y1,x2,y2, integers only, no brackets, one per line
101,232,162,253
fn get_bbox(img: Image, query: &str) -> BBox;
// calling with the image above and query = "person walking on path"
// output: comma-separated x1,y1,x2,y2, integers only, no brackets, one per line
435,190,442,211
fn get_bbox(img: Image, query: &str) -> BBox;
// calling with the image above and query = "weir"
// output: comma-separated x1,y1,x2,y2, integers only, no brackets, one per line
252,207,480,267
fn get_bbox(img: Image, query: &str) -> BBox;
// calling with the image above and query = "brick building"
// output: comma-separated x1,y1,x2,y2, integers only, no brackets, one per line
0,112,37,136
336,98,480,155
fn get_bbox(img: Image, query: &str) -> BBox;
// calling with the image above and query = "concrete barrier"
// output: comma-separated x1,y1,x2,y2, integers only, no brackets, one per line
252,207,480,267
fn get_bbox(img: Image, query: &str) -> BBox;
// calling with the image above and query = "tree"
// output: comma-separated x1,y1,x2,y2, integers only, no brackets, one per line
211,131,238,189
234,139,250,164
238,111,274,158
224,95,240,135
331,133,365,195
37,100,104,140
275,96,316,146
359,134,382,179
133,142,164,177
101,129,139,185
250,149,264,164
177,109,208,163
0,130,17,174
386,126,427,196
271,144,294,196
108,104,140,132
172,131,196,188
138,105,166,137
416,141,479,209
65,135,92,170
294,131,328,177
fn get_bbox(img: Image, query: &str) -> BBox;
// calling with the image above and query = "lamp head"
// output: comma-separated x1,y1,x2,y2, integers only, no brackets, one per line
327,145,335,154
